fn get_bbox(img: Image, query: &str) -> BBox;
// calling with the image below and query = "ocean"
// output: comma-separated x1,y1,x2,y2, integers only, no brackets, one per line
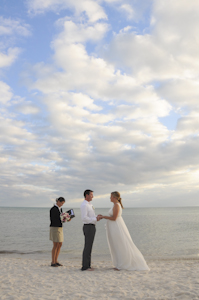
0,206,199,261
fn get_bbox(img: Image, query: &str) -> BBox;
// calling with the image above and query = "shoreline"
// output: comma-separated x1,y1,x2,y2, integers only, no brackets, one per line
1,250,199,262
1,256,199,299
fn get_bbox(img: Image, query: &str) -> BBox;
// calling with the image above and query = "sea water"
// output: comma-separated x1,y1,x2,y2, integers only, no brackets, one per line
0,207,199,261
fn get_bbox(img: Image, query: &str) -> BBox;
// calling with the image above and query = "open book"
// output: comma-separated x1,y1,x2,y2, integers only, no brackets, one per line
66,209,75,219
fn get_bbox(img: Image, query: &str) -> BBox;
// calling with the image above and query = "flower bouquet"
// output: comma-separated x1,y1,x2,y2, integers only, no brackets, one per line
60,212,70,223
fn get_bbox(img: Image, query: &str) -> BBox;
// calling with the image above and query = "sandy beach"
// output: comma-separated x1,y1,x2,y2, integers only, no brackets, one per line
1,256,199,300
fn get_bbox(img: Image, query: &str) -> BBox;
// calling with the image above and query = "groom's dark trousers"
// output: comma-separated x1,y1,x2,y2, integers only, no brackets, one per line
81,224,96,271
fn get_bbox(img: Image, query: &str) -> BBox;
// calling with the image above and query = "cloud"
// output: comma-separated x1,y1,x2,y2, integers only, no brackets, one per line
120,4,135,20
0,81,13,104
54,20,109,44
103,0,199,83
152,0,199,42
27,0,107,22
0,48,21,68
157,79,199,109
0,17,31,68
0,16,31,37
175,113,199,137
13,100,40,115
103,32,183,83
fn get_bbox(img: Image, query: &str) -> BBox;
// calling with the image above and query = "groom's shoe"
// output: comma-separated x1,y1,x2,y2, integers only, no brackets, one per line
81,267,94,271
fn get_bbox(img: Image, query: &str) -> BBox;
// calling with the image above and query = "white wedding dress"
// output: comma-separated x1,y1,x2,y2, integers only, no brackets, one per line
106,203,150,271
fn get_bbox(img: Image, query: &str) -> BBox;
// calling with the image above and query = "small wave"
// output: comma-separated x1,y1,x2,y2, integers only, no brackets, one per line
148,256,199,262
0,250,45,255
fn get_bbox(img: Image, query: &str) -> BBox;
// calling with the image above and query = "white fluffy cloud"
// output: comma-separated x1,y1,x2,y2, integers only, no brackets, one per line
54,20,109,44
103,0,199,82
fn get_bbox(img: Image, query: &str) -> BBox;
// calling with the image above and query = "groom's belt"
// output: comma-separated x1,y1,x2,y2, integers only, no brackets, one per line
84,223,95,226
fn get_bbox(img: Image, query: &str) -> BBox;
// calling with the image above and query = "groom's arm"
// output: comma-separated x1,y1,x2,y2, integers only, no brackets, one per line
81,205,97,224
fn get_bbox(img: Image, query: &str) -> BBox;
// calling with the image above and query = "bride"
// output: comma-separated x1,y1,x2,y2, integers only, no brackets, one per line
100,191,149,271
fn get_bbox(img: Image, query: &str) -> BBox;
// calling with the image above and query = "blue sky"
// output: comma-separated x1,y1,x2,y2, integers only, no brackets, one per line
1,0,199,208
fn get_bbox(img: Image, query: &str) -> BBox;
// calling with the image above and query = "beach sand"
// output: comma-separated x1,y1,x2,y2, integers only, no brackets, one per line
1,256,199,300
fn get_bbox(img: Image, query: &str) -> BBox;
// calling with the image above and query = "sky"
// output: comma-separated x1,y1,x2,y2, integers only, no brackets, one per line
0,0,199,208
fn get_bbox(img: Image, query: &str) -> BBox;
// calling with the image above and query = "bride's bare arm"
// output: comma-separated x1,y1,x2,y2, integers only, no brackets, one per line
101,204,119,221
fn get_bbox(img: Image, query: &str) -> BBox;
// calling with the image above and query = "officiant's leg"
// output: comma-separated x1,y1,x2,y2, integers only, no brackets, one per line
52,242,59,264
82,224,96,271
55,242,62,263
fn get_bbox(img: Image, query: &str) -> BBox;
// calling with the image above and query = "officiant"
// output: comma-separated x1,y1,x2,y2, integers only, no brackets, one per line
49,197,66,267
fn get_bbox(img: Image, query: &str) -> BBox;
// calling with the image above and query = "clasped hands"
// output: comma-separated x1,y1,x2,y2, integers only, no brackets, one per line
97,214,103,221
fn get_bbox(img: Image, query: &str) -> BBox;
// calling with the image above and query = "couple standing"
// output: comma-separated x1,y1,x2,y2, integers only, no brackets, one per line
81,189,149,271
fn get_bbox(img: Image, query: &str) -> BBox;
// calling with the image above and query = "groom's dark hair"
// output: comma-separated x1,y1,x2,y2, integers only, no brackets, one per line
84,189,93,198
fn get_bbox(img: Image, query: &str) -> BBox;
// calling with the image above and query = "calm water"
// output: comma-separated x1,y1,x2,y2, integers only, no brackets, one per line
0,207,199,261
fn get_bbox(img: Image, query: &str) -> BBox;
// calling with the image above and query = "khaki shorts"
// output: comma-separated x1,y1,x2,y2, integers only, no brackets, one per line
49,227,64,242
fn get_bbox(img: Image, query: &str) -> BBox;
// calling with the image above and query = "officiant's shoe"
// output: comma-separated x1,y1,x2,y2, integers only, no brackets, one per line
51,263,58,267
56,262,63,266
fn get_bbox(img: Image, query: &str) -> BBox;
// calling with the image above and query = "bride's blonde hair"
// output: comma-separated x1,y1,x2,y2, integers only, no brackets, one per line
111,191,124,209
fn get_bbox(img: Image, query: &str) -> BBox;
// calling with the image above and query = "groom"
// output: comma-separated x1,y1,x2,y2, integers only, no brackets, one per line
80,189,101,271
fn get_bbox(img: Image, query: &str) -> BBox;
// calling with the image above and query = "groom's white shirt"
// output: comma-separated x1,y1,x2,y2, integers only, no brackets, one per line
81,200,97,225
